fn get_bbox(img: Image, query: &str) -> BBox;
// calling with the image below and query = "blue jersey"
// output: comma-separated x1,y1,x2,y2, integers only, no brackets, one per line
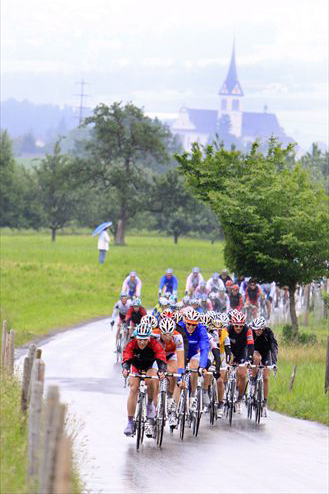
179,322,210,368
159,275,178,294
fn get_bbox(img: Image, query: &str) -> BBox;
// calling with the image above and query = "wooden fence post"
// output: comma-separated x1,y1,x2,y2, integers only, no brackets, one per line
325,336,329,394
27,381,43,481
54,436,72,494
8,329,15,376
21,344,37,413
289,365,298,391
38,386,61,494
1,320,7,370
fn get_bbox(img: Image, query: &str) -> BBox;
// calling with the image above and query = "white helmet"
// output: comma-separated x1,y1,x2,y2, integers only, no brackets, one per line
134,322,152,339
184,308,200,325
141,314,158,329
159,317,176,334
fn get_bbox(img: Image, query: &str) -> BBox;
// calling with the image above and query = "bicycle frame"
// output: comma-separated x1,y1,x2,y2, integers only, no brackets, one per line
224,363,247,425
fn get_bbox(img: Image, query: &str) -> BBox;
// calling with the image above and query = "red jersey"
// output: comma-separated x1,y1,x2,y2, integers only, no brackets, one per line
122,337,167,372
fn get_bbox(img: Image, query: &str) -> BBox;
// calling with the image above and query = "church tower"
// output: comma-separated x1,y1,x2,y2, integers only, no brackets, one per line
218,41,243,137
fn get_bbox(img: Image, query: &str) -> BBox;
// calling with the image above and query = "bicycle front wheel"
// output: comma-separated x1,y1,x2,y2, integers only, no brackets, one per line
179,390,187,440
192,387,202,437
136,395,144,451
156,391,166,448
209,383,216,426
229,382,235,426
255,382,263,424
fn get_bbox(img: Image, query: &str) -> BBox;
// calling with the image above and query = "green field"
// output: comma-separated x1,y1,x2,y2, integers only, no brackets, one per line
0,234,225,346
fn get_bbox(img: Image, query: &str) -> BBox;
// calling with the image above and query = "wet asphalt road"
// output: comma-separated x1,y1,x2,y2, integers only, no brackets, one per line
16,319,328,494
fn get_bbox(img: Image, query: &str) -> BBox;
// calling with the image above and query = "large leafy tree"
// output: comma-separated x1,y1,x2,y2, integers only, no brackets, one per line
34,141,78,241
177,139,329,336
78,102,171,244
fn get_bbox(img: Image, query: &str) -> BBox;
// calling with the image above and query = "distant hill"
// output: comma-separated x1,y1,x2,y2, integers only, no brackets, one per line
0,98,80,141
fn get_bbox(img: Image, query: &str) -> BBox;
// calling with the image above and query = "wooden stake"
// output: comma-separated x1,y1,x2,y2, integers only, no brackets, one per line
325,336,329,394
8,329,15,375
289,365,298,391
1,320,7,370
27,381,43,480
54,436,72,494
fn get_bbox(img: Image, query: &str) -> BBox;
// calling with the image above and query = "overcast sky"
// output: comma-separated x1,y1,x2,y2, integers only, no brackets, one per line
2,0,328,149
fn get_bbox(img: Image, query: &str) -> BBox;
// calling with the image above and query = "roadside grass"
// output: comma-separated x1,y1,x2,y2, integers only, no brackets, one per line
0,375,28,494
269,319,329,425
0,234,225,346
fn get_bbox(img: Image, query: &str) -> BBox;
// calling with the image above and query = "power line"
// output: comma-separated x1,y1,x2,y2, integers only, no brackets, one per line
74,80,90,125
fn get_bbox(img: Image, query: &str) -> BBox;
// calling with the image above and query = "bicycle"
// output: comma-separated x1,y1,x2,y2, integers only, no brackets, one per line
128,372,159,451
205,366,218,426
247,364,277,423
116,323,129,363
224,363,246,426
155,372,180,447
191,369,203,437
244,304,258,325
177,370,190,440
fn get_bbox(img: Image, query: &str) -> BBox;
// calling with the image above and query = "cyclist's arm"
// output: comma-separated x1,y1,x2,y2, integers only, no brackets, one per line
185,274,192,293
159,275,165,293
172,276,178,294
111,303,119,321
122,340,135,369
135,278,142,297
125,307,133,326
268,328,278,363
175,324,189,367
199,326,210,368
150,339,167,373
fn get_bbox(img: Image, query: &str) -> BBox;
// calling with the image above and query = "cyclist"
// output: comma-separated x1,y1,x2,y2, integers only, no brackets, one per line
111,292,132,344
152,317,185,427
229,284,244,311
260,282,276,319
190,297,203,314
250,317,278,417
220,269,232,285
122,271,142,299
216,288,230,313
212,314,231,418
225,279,233,296
245,278,262,317
158,268,178,298
227,310,254,413
122,322,167,436
126,298,147,336
206,272,225,293
185,267,204,296
152,296,170,319
179,308,210,410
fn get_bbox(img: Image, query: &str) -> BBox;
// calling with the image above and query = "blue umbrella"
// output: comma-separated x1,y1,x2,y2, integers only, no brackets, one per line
92,221,112,237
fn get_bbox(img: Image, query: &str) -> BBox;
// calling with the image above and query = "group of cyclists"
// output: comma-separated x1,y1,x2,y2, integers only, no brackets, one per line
110,267,279,439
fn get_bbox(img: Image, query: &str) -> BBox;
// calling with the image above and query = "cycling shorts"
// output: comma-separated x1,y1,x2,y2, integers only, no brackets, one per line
232,348,247,364
131,361,158,374
189,352,200,363
119,313,126,322
255,350,272,366
166,352,177,362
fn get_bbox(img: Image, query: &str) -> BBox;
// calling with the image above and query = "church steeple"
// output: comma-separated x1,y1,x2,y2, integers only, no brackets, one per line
219,40,243,96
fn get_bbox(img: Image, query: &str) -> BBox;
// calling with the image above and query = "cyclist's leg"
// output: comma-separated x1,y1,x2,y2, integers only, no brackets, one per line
189,356,199,395
127,375,140,417
236,356,247,400
116,318,122,343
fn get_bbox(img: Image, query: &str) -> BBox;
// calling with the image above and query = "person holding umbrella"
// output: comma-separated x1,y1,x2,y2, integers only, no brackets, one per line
92,222,112,264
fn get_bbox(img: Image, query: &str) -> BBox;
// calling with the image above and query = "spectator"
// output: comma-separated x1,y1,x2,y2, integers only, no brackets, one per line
98,227,110,264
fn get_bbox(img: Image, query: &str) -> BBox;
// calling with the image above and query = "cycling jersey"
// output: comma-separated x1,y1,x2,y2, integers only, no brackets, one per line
126,306,147,326
179,321,210,368
252,327,278,364
122,276,142,297
152,329,184,367
227,324,254,362
111,299,132,320
122,337,167,372
206,278,225,292
185,273,204,293
229,292,243,311
246,286,261,305
159,274,178,295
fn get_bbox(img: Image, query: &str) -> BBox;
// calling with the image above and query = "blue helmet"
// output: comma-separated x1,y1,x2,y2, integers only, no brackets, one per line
134,322,152,339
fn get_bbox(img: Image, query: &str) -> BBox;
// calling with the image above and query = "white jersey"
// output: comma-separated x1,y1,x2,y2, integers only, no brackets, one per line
111,299,132,320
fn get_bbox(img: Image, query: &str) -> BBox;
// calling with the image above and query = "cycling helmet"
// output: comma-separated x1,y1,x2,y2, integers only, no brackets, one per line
225,280,233,287
232,284,239,291
212,272,219,280
219,312,230,327
169,294,177,306
184,308,200,325
182,296,190,305
120,292,128,298
175,301,183,310
130,270,137,277
164,291,172,299
134,322,152,339
199,281,207,288
250,317,266,330
159,317,176,335
191,297,201,306
166,268,173,275
231,310,246,326
141,314,158,329
172,311,183,323
159,296,169,307
192,267,200,274
228,309,235,320
161,308,174,319
132,297,141,307
199,313,212,326
209,292,217,300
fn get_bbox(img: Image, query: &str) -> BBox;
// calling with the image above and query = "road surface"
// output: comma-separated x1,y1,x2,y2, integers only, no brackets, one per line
16,319,328,494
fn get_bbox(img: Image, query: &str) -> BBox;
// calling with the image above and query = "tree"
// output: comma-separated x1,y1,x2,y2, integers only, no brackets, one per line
301,143,329,194
177,139,329,336
35,141,78,241
78,102,171,244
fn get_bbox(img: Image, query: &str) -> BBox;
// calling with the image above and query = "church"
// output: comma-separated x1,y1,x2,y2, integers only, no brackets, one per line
171,43,294,151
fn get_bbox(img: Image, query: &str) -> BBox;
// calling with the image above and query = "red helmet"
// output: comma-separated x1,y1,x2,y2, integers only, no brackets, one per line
161,308,174,319
232,284,239,291
231,310,246,326
225,280,233,287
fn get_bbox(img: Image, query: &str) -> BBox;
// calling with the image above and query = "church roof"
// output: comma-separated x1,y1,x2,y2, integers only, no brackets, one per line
219,42,244,96
242,111,290,141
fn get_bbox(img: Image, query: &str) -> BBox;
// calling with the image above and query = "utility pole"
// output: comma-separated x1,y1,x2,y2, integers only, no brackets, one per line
75,80,90,125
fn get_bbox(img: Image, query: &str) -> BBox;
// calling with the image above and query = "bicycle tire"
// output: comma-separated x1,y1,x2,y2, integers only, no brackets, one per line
136,394,144,451
229,381,235,426
179,390,186,440
193,387,202,437
116,336,122,364
156,391,166,448
255,381,263,424
209,384,216,425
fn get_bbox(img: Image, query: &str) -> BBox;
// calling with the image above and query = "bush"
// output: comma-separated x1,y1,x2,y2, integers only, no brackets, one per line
281,324,317,345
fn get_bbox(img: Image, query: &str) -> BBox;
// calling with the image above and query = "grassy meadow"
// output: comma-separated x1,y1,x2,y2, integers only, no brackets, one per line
0,233,225,346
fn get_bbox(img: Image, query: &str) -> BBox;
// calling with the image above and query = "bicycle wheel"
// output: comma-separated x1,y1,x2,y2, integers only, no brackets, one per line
192,387,202,437
228,382,235,426
255,381,263,424
209,384,216,426
179,390,187,440
116,336,122,364
156,391,166,448
136,395,144,451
